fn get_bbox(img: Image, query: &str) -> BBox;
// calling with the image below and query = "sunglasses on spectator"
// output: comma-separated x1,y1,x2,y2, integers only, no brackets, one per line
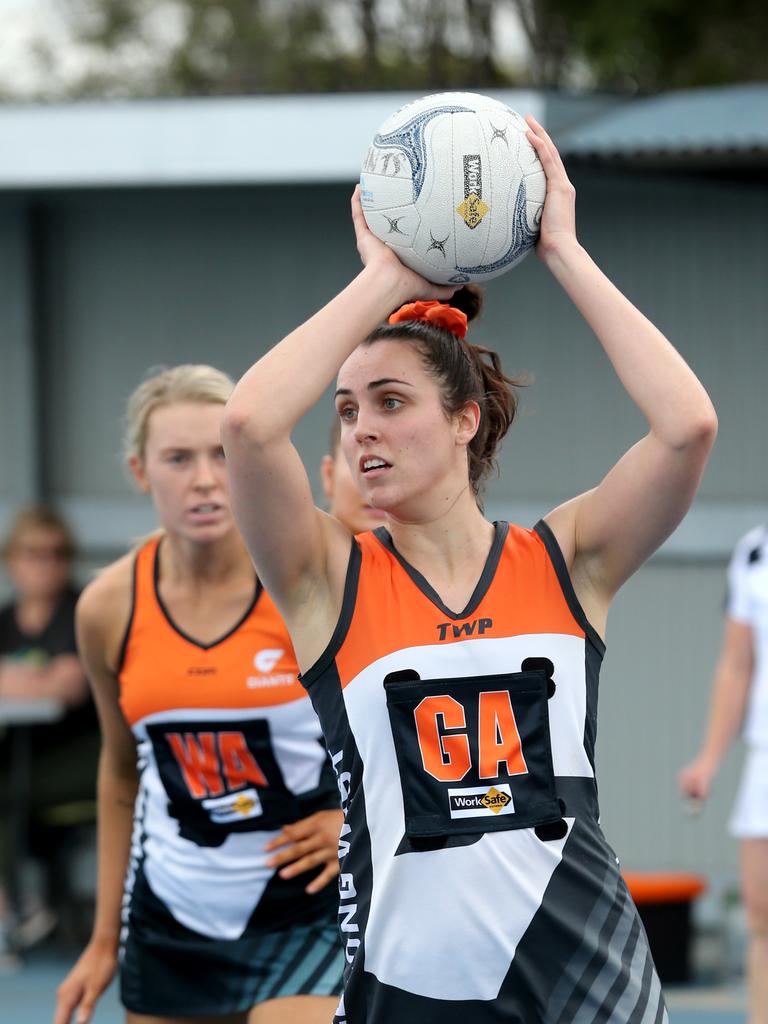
10,544,73,562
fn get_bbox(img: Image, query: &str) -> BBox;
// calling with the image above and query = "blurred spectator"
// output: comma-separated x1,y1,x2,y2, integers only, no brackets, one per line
0,506,99,970
319,417,389,535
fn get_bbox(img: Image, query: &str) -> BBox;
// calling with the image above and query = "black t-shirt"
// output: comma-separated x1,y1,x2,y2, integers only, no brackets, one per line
0,586,98,753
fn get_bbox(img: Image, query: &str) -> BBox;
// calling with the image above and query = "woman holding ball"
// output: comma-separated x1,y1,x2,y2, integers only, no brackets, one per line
223,117,717,1022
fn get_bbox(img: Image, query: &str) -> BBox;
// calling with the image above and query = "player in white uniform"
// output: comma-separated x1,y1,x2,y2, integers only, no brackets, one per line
680,525,768,1024
223,117,717,1022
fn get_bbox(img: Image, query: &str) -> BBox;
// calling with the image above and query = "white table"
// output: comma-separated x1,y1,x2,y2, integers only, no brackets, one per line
0,698,64,727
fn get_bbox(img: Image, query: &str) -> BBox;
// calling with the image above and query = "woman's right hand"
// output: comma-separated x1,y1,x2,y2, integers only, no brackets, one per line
678,753,718,803
351,186,458,302
54,938,118,1024
524,115,578,263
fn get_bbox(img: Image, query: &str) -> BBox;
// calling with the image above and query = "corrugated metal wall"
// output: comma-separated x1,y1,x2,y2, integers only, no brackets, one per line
1,169,766,891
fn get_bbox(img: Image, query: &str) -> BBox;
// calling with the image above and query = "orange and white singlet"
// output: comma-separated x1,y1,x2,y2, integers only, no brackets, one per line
118,537,338,940
303,522,668,1024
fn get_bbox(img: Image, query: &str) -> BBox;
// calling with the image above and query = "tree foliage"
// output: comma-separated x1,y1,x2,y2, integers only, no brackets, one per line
9,0,768,99
515,0,768,91
35,0,511,99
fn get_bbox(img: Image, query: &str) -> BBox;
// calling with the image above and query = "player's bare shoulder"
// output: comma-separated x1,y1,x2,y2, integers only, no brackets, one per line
542,494,581,566
279,508,353,670
77,551,136,675
318,507,355,567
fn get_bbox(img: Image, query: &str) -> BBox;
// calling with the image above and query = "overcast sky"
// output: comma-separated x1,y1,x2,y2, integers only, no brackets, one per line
0,0,529,97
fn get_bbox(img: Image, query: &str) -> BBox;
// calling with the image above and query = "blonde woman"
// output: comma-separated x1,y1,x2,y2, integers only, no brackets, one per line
55,366,343,1024
222,120,717,1023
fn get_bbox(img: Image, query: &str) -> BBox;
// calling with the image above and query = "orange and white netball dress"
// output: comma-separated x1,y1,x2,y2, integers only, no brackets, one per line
302,521,668,1024
118,537,343,1017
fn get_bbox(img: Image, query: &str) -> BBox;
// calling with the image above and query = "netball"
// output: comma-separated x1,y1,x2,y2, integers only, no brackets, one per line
360,91,546,284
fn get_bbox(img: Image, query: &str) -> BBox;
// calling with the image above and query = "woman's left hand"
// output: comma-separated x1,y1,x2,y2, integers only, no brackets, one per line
351,185,458,302
264,808,344,893
525,115,578,260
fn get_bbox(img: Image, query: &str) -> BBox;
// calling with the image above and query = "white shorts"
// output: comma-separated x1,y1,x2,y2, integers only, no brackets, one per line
730,747,768,838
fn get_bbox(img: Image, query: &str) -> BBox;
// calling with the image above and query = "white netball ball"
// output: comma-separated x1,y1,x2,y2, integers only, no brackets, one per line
360,92,545,285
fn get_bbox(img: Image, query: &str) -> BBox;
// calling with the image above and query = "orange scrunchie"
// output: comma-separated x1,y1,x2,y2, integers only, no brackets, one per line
388,300,468,340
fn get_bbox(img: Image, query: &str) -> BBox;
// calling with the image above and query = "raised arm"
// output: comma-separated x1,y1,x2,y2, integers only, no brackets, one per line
527,117,718,613
222,194,454,638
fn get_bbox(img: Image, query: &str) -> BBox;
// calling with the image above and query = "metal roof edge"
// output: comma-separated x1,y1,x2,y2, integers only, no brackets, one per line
0,89,550,190
558,82,768,162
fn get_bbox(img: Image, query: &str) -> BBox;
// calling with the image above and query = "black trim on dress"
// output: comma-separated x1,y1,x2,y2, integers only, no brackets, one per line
747,526,767,565
115,551,139,673
372,521,509,621
152,538,261,651
533,519,606,657
299,537,363,689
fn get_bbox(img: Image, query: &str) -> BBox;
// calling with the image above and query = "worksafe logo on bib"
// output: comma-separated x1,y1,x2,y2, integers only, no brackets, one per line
448,784,514,819
202,787,263,824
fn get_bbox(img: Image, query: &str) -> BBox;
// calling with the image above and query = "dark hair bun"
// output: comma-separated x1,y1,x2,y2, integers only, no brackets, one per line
448,284,483,324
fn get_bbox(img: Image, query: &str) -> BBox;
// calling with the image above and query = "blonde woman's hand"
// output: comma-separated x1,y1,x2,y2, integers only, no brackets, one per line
264,808,345,894
54,938,117,1024
524,115,578,261
351,186,458,302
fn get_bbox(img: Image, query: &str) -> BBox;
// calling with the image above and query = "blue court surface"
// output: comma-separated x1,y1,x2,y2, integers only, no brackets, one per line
1,950,123,1024
0,949,747,1024
664,982,746,1024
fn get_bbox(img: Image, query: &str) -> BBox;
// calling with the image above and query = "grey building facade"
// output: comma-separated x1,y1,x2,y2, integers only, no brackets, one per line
1,88,766,900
